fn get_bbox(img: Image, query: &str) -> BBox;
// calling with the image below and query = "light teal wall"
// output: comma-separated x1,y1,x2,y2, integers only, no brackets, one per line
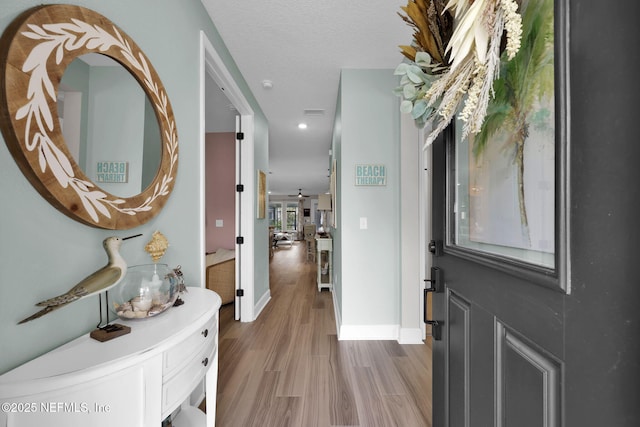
330,84,343,318
253,117,270,307
143,96,161,191
87,66,146,197
59,58,90,170
0,0,268,374
334,69,401,326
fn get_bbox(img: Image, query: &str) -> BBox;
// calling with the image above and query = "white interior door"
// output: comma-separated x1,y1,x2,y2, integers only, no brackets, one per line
234,115,242,320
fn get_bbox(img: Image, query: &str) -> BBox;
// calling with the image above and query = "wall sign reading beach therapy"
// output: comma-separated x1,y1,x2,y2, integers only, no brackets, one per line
355,164,386,186
96,161,129,184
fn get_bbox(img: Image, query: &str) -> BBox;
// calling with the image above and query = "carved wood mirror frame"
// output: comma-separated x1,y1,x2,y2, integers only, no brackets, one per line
0,5,178,229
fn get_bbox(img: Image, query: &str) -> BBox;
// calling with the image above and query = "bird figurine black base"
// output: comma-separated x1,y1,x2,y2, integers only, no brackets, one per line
90,323,131,342
89,290,131,342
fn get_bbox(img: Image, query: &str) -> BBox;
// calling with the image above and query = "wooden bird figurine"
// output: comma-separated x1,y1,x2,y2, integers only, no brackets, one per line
18,234,142,324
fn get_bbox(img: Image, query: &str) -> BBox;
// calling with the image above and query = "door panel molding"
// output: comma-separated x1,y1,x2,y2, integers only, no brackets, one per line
447,290,471,427
495,321,561,427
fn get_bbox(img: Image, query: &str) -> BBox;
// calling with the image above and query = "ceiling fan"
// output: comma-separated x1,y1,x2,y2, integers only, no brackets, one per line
288,188,311,198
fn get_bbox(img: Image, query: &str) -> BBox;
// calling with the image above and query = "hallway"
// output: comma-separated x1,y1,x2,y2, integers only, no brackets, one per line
215,242,432,426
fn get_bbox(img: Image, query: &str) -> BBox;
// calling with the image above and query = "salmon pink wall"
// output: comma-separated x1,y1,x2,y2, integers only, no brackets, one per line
205,132,235,252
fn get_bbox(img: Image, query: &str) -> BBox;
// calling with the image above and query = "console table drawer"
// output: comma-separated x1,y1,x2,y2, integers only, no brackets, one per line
161,335,217,417
316,238,332,251
162,314,217,379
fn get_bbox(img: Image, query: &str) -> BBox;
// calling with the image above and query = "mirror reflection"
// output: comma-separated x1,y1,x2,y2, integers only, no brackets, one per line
57,54,161,198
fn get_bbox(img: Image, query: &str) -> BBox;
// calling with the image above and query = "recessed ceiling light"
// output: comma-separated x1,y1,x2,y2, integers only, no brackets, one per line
262,80,273,89
298,123,307,129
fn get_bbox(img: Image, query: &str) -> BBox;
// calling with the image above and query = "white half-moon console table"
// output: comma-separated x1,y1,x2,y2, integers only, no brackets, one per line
0,287,221,427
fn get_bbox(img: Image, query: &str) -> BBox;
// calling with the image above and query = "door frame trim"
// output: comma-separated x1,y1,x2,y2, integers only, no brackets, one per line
200,32,256,322
419,127,431,340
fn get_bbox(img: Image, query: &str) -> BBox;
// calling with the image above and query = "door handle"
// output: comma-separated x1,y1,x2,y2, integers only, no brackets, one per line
424,267,443,341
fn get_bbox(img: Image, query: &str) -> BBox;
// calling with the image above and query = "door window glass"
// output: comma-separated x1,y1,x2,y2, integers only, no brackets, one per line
452,118,555,269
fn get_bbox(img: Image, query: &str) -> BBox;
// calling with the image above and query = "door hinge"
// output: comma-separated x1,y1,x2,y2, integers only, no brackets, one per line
236,236,244,244
428,240,443,256
236,289,244,297
236,184,244,192
236,132,244,141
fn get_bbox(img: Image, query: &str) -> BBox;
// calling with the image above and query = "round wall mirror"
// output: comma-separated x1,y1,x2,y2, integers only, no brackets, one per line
0,5,178,229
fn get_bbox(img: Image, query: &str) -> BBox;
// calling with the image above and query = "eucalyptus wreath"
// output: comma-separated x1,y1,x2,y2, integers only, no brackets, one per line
395,0,523,144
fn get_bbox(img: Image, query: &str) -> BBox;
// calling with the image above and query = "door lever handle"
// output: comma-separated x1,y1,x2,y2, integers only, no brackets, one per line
423,266,443,293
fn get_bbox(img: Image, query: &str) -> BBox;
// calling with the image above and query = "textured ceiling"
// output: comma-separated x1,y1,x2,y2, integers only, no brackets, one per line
201,0,412,196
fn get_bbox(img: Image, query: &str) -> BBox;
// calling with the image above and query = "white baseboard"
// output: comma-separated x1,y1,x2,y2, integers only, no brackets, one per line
398,328,424,344
253,289,271,320
330,289,419,342
331,289,342,339
338,324,400,341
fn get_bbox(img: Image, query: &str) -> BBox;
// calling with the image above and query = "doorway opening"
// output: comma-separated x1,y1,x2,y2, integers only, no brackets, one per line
200,32,256,322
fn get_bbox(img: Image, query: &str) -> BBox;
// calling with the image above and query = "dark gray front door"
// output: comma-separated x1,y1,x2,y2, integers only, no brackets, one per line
428,1,568,424
428,0,640,426
426,1,640,425
430,131,565,427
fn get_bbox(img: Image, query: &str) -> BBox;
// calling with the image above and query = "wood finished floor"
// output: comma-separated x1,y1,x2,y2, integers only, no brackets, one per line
215,241,433,426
